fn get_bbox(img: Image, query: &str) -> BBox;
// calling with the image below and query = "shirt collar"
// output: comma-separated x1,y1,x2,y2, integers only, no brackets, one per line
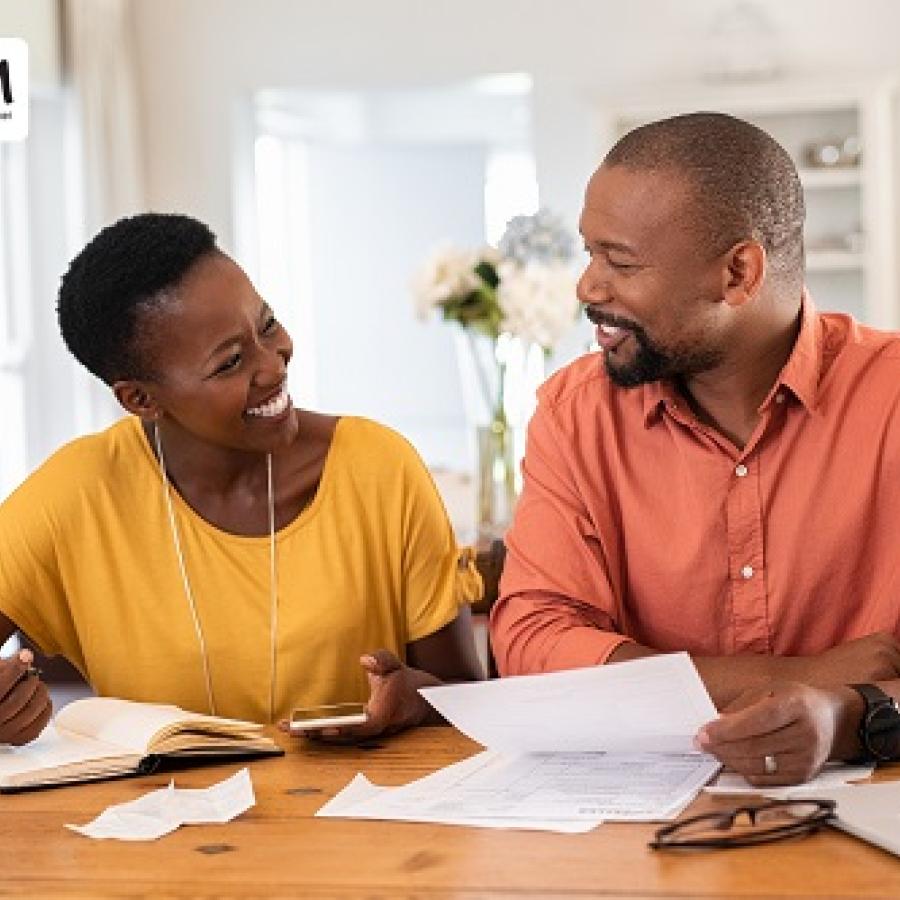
763,291,820,415
641,291,821,427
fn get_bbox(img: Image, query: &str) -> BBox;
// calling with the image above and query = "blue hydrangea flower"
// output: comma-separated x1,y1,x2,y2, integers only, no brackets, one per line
498,209,575,265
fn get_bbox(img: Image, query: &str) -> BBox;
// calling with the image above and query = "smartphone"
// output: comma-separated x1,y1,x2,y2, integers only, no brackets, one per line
289,702,368,732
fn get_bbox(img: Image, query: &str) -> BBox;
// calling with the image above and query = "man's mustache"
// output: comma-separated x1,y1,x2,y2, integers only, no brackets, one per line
583,305,640,333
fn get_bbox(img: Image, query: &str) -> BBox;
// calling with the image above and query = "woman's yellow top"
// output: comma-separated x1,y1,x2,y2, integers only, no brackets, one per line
0,416,479,721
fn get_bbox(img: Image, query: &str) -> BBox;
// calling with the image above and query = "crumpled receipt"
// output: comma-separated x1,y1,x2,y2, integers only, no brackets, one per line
66,768,255,841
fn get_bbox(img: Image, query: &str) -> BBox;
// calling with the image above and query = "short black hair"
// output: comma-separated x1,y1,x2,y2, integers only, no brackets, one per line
57,212,217,384
604,112,805,283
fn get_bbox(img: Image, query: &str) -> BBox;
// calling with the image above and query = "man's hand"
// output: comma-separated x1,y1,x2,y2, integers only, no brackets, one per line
280,650,438,743
0,649,52,745
695,682,862,786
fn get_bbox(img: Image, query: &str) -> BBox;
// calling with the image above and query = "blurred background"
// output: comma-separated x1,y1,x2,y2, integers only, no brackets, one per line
2,0,900,529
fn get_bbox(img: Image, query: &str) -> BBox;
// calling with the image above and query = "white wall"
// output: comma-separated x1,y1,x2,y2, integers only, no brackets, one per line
304,140,486,467
0,0,60,89
132,0,900,248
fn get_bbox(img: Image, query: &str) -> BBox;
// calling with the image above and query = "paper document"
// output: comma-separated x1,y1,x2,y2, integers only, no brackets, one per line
418,652,717,753
321,654,721,830
706,762,875,798
328,749,718,825
316,764,602,833
66,768,255,841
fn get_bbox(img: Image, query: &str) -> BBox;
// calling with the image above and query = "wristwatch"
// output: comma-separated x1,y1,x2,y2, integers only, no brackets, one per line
850,684,900,762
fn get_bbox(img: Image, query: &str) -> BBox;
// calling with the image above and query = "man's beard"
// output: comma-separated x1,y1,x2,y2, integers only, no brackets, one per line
590,312,723,388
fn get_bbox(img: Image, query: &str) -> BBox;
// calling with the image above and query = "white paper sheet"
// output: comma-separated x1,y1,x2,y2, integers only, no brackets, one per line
705,762,875,798
319,655,721,831
66,768,255,841
316,769,602,833
339,749,719,825
418,652,718,754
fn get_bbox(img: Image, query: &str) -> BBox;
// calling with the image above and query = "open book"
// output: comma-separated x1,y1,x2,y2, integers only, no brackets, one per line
0,697,282,792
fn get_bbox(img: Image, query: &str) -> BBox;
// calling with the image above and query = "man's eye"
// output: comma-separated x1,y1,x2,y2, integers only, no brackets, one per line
261,314,278,334
608,259,638,272
215,353,242,374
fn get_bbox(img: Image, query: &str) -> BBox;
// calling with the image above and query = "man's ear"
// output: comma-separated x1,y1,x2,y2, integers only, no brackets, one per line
721,240,766,308
112,380,161,420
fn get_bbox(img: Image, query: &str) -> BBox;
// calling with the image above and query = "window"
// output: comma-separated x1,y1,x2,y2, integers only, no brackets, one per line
0,140,31,500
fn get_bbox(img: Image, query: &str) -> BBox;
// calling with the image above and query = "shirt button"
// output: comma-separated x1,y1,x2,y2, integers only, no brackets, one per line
775,393,785,404
741,565,754,579
735,464,748,477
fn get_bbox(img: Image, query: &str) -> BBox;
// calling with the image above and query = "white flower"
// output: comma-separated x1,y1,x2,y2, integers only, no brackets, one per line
410,244,483,320
496,261,578,349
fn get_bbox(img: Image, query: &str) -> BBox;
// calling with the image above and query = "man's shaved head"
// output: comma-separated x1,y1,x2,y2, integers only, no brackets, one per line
603,112,805,288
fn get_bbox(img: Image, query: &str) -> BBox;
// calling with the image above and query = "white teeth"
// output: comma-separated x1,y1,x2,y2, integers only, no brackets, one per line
600,324,621,335
246,387,289,418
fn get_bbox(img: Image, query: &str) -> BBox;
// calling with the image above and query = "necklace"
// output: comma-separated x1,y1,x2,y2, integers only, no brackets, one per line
154,424,279,722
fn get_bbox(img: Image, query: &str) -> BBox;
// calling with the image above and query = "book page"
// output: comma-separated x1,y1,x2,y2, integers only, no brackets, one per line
55,698,263,754
0,724,136,788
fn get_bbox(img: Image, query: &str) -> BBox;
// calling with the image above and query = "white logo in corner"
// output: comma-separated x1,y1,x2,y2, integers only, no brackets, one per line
0,38,28,141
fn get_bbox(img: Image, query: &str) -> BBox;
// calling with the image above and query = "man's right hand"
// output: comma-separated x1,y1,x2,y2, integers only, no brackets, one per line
786,632,900,687
0,649,52,745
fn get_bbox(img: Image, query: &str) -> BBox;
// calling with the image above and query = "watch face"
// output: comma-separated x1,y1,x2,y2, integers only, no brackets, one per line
867,703,900,761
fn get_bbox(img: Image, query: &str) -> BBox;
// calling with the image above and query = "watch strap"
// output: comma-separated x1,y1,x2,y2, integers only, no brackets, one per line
850,683,900,763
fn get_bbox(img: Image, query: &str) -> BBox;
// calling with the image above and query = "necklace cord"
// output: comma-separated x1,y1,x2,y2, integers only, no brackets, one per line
267,452,278,723
154,424,278,722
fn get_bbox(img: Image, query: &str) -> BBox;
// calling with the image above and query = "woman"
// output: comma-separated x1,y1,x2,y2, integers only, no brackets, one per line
0,213,483,745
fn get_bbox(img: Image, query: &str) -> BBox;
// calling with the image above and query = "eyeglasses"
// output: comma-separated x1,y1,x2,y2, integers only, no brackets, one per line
649,798,836,850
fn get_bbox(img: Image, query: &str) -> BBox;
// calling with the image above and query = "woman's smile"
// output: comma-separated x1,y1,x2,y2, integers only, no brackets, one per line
244,383,292,421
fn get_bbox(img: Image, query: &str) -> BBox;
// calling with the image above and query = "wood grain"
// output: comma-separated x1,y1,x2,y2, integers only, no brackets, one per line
2,727,898,898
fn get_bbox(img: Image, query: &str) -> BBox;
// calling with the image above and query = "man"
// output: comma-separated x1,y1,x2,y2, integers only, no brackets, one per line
491,112,900,786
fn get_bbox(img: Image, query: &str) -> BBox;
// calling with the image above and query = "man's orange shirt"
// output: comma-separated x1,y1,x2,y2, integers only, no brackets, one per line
492,302,900,675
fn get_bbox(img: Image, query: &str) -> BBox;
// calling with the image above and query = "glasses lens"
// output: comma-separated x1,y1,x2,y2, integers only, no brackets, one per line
666,812,736,842
753,801,828,826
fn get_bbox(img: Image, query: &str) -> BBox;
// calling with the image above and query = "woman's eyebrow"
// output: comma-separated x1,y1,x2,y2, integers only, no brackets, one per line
205,303,270,363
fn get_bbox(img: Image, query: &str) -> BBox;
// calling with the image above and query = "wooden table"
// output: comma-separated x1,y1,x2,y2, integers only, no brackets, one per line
2,726,898,898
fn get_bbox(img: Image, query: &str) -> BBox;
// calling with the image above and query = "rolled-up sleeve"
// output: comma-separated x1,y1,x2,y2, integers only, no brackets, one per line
490,395,631,674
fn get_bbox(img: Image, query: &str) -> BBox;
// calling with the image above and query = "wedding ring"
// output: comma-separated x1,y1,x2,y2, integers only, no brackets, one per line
763,754,778,775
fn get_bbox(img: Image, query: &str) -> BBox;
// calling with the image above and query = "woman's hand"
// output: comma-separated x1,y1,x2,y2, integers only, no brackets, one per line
280,649,440,743
0,649,52,745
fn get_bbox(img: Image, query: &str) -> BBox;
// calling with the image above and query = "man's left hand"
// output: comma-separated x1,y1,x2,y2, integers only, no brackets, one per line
695,682,860,786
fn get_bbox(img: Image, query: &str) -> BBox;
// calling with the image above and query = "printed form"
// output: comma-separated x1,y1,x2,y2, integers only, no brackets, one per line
318,653,721,831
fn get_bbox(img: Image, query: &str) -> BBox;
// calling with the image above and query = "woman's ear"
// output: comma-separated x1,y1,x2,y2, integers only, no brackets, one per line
112,381,161,420
721,240,766,308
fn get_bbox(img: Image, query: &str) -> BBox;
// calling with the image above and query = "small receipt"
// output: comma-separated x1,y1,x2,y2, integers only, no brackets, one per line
66,768,255,841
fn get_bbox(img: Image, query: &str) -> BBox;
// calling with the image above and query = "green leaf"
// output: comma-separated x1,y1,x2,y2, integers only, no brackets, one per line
475,260,500,289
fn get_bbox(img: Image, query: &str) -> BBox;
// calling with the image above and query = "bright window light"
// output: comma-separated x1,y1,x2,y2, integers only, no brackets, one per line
484,149,539,246
253,134,317,406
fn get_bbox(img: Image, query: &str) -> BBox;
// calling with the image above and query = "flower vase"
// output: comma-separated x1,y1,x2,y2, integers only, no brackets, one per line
476,416,517,538
475,343,519,541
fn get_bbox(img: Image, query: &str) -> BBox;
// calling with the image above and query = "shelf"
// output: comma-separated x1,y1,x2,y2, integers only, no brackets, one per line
602,76,899,327
798,168,861,189
806,249,865,272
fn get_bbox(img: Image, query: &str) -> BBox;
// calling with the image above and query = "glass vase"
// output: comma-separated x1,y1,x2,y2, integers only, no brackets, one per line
476,411,517,539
